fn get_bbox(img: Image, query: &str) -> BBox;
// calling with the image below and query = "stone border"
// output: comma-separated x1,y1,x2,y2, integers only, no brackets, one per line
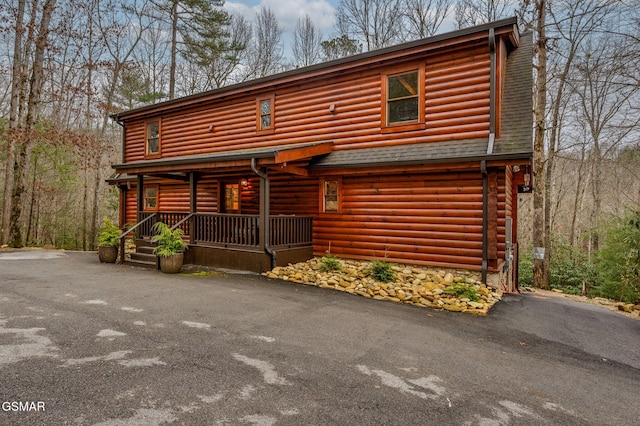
263,257,502,315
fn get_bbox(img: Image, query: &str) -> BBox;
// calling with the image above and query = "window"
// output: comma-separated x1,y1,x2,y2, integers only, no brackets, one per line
144,186,158,211
256,95,275,132
224,183,240,212
321,178,341,213
146,121,160,156
382,68,424,129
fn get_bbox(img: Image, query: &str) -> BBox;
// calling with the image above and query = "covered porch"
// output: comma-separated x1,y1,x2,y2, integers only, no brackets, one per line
133,211,313,271
111,142,332,272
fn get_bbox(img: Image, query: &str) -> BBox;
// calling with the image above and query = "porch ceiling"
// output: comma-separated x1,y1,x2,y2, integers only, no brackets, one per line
112,141,333,175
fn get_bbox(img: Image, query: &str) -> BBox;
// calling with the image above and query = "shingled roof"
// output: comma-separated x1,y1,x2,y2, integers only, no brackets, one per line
312,32,533,170
494,31,533,156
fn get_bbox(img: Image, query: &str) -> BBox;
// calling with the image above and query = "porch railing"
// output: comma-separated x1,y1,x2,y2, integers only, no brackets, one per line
139,211,190,236
193,213,259,248
270,215,313,247
137,212,313,250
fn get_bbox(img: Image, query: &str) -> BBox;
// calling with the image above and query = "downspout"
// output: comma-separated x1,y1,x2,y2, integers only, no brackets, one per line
251,158,276,269
112,114,126,164
481,160,488,284
487,27,496,155
482,27,497,284
112,115,126,229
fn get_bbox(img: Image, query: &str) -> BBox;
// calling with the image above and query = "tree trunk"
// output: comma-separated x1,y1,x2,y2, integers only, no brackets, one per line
82,164,88,251
90,167,101,250
569,146,588,246
169,0,178,100
2,0,26,245
8,0,57,247
532,0,549,289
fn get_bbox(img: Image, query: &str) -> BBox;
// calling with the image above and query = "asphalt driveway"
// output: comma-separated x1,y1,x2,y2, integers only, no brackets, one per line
1,250,638,425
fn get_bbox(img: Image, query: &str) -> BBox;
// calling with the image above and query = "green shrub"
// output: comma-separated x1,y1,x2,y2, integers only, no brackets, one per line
443,283,481,301
518,241,598,295
367,260,396,283
595,213,640,303
518,248,533,287
320,253,341,272
151,222,188,257
98,218,121,247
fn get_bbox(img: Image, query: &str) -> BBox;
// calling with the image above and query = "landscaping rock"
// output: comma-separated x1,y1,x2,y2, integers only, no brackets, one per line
262,257,501,316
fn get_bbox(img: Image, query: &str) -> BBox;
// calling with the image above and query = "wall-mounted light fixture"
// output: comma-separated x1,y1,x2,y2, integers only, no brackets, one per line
329,103,336,114
240,178,249,187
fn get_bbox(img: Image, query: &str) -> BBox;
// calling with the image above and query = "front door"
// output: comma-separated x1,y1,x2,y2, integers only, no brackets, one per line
223,182,240,213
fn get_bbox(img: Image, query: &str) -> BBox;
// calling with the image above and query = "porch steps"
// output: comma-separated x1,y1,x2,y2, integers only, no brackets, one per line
125,241,159,270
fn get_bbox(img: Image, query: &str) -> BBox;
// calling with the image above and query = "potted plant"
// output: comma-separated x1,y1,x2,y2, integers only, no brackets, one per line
97,218,120,263
151,221,188,273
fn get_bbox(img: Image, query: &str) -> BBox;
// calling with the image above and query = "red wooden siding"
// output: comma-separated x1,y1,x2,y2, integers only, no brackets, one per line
313,170,486,270
424,42,491,141
123,42,492,163
125,189,137,227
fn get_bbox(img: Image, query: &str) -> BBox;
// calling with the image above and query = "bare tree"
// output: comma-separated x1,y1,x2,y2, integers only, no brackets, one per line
292,15,323,67
568,35,640,252
244,6,284,79
8,0,58,247
1,0,26,244
336,0,405,51
525,0,550,289
402,0,453,40
455,0,514,28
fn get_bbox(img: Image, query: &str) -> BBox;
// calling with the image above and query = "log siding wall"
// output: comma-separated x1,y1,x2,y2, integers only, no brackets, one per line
116,26,527,273
123,42,493,163
314,169,487,270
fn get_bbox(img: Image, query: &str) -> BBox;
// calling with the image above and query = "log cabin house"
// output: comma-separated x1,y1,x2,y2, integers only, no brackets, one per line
109,17,533,288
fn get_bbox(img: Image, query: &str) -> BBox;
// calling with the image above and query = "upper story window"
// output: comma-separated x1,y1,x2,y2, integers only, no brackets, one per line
382,67,424,130
257,95,275,133
146,120,161,156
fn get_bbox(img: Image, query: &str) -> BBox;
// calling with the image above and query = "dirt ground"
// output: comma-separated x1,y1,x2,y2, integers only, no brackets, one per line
521,287,640,321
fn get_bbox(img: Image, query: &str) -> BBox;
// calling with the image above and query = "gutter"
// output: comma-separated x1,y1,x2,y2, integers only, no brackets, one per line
251,158,276,269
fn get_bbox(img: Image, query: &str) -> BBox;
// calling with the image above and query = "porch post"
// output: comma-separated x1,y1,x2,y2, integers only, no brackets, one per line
258,171,269,253
189,172,198,244
252,158,276,269
136,174,144,224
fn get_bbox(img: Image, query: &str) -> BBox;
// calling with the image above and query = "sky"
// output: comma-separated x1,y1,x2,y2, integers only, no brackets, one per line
224,0,339,37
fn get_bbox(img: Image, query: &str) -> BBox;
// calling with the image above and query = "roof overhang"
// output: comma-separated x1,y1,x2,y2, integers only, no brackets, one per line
310,139,532,171
112,141,333,175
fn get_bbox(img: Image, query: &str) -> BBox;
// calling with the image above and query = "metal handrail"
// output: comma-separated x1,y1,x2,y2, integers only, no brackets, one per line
117,213,157,264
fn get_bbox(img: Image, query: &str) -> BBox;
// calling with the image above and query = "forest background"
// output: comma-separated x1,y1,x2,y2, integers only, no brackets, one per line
0,0,639,302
